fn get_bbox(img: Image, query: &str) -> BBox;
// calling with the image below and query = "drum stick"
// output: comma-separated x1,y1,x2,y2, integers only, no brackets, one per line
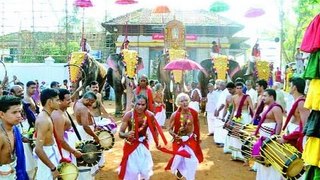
81,151,103,155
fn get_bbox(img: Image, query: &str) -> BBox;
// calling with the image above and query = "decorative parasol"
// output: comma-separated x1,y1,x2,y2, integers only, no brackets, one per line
209,1,230,13
244,7,265,18
209,1,230,54
74,0,93,40
163,59,208,75
115,0,138,5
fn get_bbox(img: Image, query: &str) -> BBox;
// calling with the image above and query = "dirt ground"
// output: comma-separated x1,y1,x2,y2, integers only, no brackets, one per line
93,101,256,180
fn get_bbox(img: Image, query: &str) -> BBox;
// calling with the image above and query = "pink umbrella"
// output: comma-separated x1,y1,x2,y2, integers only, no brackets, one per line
115,0,138,5
244,7,265,18
74,0,93,39
164,59,208,75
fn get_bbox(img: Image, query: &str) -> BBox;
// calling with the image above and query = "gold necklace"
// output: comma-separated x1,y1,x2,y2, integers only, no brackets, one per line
0,124,15,161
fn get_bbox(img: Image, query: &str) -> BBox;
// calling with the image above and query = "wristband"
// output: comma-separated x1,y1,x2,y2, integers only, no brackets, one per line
50,166,56,172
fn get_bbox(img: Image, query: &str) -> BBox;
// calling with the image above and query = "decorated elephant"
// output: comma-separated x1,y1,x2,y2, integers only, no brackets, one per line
198,58,243,98
106,51,143,116
157,53,185,116
67,52,107,99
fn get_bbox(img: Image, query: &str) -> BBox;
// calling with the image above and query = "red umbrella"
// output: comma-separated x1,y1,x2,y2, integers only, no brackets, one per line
153,5,170,14
164,59,208,75
115,0,138,5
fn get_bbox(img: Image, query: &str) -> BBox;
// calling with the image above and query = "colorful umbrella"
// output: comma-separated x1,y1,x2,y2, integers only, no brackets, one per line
209,1,230,13
163,59,208,75
244,7,265,18
153,5,171,14
74,0,93,40
115,0,138,5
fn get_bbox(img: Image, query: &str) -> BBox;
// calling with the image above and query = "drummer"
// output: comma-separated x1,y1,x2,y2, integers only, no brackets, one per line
276,77,309,152
51,89,83,165
229,82,254,161
34,88,61,180
73,91,101,177
89,81,115,128
253,89,283,180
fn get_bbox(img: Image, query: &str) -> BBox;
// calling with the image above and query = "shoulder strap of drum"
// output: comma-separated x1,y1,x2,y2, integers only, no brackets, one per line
66,111,82,141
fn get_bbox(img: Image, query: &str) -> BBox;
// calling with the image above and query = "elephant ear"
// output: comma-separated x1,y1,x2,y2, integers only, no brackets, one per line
136,57,144,72
107,54,119,71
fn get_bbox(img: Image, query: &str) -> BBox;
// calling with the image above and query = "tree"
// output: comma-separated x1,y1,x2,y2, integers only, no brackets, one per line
282,0,320,63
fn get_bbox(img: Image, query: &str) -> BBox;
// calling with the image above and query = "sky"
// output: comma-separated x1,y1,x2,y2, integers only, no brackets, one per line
1,0,294,38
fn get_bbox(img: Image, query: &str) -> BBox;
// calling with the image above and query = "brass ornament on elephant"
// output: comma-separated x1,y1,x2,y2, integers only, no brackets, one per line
68,52,86,83
213,55,229,80
122,49,138,79
255,60,270,81
169,49,186,83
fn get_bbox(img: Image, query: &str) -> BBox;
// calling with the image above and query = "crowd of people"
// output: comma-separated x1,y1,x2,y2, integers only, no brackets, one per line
0,71,319,180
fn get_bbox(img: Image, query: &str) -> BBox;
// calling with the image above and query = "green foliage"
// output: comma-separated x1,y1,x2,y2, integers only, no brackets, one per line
282,0,320,63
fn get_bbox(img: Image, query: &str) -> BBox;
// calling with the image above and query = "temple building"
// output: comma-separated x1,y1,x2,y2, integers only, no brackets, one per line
102,8,248,77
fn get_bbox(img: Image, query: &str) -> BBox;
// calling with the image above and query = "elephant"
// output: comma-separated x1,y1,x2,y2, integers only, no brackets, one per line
67,52,107,99
198,58,244,98
157,53,185,117
106,52,143,116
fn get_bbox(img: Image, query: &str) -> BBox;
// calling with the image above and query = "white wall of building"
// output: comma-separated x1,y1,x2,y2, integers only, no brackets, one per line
2,62,69,86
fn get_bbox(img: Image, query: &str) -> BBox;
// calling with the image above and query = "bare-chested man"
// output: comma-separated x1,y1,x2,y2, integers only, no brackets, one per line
254,89,283,180
34,88,61,179
51,89,82,163
0,95,28,180
252,79,268,125
228,82,253,160
73,91,101,178
165,93,203,180
277,77,310,152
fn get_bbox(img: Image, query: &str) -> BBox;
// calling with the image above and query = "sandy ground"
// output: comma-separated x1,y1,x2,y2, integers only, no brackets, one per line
92,101,256,180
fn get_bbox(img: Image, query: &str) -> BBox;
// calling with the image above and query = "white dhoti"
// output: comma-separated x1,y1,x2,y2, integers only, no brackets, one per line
0,160,17,180
155,106,166,127
35,145,60,180
170,144,199,180
93,117,117,134
229,111,251,160
62,129,78,164
213,116,228,144
206,112,215,134
188,101,200,112
256,122,282,180
120,143,153,180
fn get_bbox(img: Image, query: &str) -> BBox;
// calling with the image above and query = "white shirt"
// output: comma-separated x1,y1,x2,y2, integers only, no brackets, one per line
206,90,219,112
246,88,258,105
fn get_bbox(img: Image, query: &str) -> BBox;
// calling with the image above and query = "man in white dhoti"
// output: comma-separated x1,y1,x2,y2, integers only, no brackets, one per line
74,91,100,179
34,88,61,180
118,95,161,180
165,93,203,180
205,83,218,136
51,89,84,174
229,82,254,160
214,80,230,147
188,82,201,112
252,89,283,180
